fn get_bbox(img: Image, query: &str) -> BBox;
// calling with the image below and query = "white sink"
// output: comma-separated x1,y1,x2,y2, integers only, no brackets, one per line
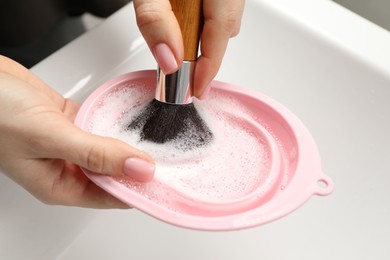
333,0,390,31
1,0,390,259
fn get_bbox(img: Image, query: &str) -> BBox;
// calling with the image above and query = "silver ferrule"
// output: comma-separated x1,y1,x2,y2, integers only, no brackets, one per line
156,61,195,105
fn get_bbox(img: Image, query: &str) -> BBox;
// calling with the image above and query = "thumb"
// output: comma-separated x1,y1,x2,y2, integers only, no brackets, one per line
50,126,155,182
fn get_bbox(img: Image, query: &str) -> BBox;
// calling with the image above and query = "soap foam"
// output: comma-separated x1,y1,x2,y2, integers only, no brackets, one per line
88,81,272,207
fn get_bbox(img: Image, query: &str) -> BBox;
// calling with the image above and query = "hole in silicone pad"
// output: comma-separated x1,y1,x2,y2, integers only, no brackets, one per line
86,79,284,216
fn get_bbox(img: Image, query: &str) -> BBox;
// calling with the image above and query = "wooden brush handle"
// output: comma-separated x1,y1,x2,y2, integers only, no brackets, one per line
170,0,203,61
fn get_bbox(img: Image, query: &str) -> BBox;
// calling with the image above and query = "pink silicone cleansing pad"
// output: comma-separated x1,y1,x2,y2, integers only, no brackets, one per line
74,70,333,231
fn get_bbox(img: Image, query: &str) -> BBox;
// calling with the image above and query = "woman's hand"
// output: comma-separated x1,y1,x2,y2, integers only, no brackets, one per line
0,55,155,208
133,0,245,99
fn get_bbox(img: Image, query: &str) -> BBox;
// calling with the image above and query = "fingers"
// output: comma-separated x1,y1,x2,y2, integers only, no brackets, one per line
194,0,245,99
133,0,182,74
133,0,245,99
31,97,155,183
0,55,66,104
0,75,155,183
51,125,155,182
29,160,131,209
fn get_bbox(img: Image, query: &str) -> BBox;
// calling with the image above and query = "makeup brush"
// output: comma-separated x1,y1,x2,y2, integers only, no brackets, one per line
128,0,213,146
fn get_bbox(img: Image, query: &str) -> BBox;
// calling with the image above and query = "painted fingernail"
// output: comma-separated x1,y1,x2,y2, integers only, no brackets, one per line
123,158,155,182
154,43,178,74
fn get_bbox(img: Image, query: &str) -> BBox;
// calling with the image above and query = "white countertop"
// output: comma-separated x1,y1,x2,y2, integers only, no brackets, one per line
1,0,390,259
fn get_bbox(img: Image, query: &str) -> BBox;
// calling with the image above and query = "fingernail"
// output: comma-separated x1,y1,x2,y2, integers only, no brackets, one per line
123,158,155,182
154,43,178,74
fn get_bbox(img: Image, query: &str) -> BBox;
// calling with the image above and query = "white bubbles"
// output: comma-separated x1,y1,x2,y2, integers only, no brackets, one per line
88,83,272,206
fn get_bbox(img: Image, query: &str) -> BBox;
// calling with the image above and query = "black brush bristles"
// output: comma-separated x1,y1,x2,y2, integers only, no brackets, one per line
127,99,213,147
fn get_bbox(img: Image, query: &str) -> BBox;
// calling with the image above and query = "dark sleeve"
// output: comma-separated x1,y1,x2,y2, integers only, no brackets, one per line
67,0,131,17
0,0,66,46
0,0,131,47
